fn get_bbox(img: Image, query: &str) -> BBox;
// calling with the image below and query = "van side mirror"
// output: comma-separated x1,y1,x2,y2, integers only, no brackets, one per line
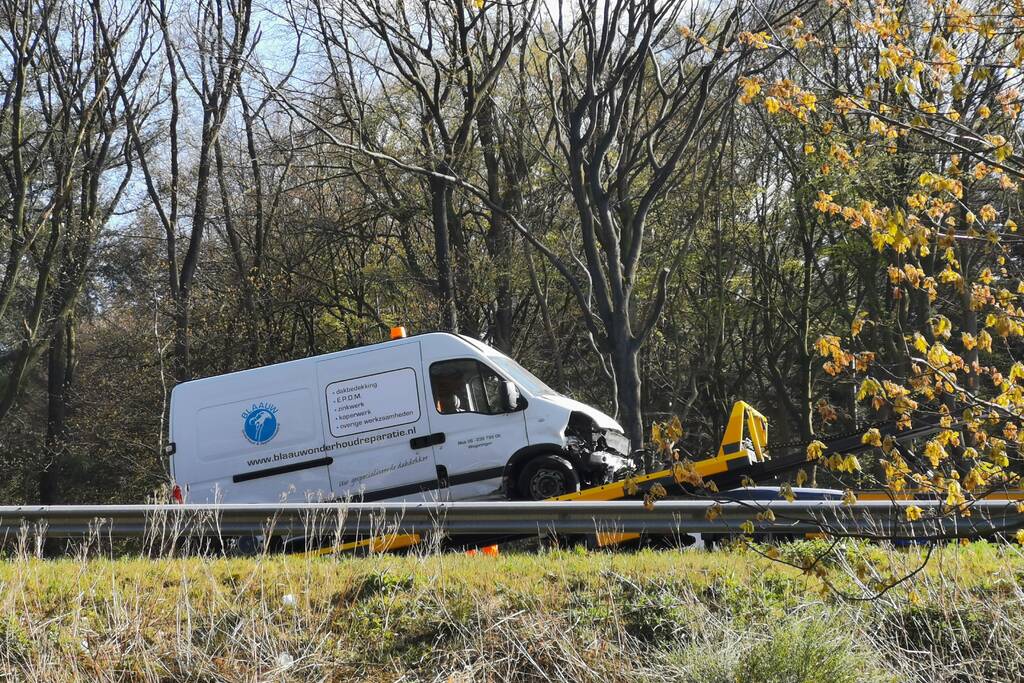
501,381,524,412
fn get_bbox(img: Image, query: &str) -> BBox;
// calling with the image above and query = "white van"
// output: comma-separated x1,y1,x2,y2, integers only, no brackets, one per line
169,332,634,503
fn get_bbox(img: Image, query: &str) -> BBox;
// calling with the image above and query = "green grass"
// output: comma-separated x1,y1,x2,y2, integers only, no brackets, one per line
2,541,1023,681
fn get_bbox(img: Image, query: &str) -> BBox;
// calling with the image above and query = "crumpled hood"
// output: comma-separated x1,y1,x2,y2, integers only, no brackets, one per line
538,393,623,432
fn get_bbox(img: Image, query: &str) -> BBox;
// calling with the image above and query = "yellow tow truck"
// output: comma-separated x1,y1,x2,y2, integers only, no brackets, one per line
305,401,771,555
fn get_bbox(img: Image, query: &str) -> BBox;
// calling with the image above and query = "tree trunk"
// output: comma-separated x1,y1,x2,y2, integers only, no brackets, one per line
429,174,457,332
42,319,73,505
610,340,644,460
173,295,191,382
477,96,517,352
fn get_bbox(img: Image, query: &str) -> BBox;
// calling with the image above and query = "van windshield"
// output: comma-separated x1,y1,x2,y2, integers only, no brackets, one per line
489,355,558,396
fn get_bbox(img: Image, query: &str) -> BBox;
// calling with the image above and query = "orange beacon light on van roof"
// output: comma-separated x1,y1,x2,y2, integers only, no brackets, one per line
390,326,408,340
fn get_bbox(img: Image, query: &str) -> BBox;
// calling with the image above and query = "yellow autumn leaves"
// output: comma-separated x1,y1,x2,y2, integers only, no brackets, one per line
806,439,862,473
737,76,818,122
650,415,683,458
806,440,826,461
814,334,875,377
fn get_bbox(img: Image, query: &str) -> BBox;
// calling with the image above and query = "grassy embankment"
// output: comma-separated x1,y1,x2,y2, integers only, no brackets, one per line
2,541,1024,681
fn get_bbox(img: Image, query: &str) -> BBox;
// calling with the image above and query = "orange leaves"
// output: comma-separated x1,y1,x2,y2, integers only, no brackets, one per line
855,351,876,372
806,440,827,461
856,377,882,401
889,264,930,296
737,76,762,105
883,453,911,492
784,15,805,35
816,400,838,423
969,283,994,311
829,142,854,167
650,416,683,458
643,483,667,510
672,460,703,487
851,311,869,337
815,334,844,360
813,190,839,214
739,79,820,123
758,6,1024,495
816,334,855,376
985,134,1014,162
738,31,772,49
822,453,862,473
855,377,913,414
930,315,952,340
924,439,948,468
986,312,1024,339
978,329,994,352
833,95,858,115
945,479,967,512
905,191,927,210
861,428,883,447
779,483,796,503
917,171,962,198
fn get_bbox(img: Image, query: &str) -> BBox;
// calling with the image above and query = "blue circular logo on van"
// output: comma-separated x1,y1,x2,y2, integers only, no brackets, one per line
242,402,279,445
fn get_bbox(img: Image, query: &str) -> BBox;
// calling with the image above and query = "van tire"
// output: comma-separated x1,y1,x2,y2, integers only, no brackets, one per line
518,455,580,500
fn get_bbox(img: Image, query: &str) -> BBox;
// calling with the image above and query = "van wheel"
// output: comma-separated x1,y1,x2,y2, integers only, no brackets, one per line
518,455,580,500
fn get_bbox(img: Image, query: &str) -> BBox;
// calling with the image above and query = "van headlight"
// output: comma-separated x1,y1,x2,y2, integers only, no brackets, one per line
599,430,630,456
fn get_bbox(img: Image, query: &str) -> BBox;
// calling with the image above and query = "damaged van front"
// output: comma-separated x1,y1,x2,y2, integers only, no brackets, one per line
472,343,637,499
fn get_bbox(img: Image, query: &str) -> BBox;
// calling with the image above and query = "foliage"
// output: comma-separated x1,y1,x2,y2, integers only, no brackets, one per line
732,0,1024,516
1,544,1023,680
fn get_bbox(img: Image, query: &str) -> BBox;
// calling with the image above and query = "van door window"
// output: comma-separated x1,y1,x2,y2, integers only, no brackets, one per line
430,359,506,415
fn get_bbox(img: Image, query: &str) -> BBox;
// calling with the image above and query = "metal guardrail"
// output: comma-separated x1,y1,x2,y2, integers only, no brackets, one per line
1,500,1022,541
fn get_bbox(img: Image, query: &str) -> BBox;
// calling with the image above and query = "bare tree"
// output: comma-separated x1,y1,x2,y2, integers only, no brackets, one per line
305,0,538,334
101,0,254,381
532,0,802,451
0,0,142,431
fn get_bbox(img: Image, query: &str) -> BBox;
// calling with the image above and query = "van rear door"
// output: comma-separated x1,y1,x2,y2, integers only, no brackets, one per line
178,363,332,503
316,340,439,501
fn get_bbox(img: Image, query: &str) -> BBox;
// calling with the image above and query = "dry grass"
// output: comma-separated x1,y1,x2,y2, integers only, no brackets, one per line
1,541,1023,681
